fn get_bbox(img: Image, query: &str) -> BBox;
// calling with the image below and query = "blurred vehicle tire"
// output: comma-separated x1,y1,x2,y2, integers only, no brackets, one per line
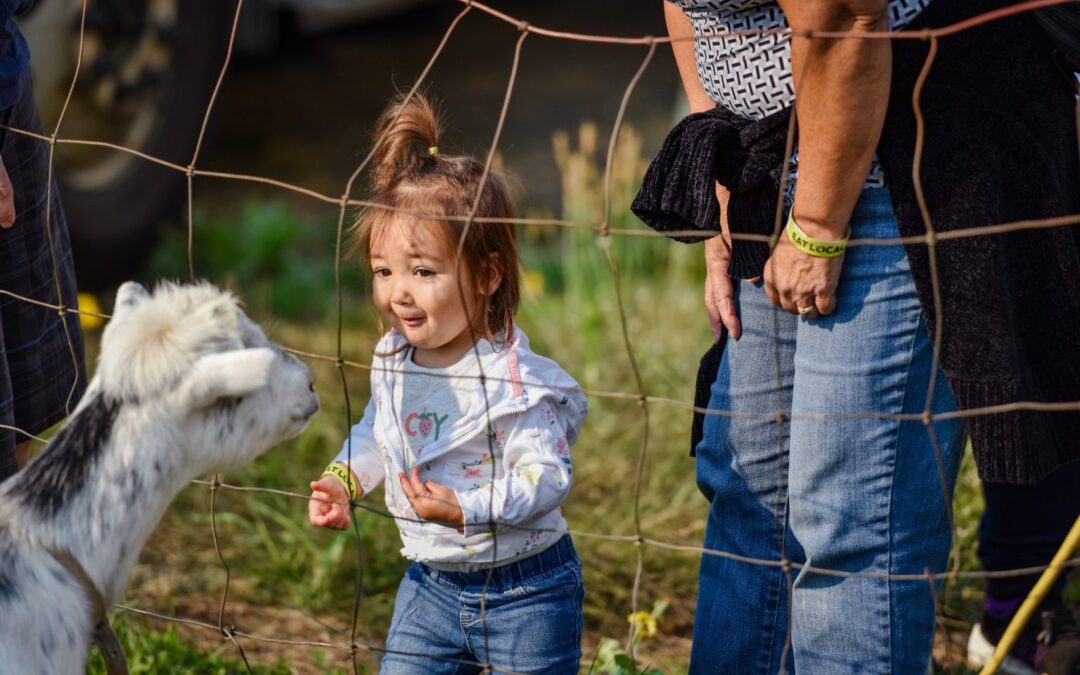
19,0,232,291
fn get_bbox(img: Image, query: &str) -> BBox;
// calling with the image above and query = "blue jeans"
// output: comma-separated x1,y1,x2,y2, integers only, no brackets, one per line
379,535,584,674
691,188,966,674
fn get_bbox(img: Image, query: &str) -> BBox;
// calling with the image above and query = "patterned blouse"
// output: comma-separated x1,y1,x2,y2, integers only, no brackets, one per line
668,0,931,187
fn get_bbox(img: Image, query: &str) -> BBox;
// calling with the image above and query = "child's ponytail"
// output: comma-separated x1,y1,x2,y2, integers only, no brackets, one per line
371,93,442,193
355,92,521,345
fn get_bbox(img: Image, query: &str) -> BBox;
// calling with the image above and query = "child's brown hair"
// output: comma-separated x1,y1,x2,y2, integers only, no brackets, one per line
352,93,520,342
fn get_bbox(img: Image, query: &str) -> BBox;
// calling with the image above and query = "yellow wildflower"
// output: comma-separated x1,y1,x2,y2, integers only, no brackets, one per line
77,293,104,331
628,611,657,639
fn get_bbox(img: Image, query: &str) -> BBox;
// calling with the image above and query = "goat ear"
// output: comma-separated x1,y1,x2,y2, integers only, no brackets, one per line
185,294,241,335
111,281,150,320
181,348,276,410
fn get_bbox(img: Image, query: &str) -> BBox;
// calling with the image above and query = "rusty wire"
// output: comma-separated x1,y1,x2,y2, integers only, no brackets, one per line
2,0,1078,671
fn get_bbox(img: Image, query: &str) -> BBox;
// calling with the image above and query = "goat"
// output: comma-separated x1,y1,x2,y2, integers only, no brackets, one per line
0,281,319,674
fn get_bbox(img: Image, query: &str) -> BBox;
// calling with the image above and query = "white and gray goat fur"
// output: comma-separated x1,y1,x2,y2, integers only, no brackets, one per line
0,281,319,674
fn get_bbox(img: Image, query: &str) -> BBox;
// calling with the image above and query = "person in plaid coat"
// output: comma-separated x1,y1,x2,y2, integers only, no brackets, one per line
0,0,86,480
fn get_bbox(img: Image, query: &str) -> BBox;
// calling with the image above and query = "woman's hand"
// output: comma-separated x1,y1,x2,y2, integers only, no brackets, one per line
763,232,843,318
704,235,741,340
399,468,464,533
308,475,352,530
762,0,888,320
703,183,751,340
0,156,14,229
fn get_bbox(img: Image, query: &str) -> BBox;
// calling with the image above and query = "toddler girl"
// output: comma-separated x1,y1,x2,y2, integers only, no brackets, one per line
307,93,587,674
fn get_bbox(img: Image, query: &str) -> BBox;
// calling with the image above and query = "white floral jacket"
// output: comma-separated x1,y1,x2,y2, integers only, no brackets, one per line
332,327,587,568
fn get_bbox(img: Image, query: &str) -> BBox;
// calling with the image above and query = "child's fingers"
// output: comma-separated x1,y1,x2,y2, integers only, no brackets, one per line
425,480,448,495
426,482,458,507
311,502,349,530
309,502,332,527
310,486,355,526
398,472,415,501
311,488,335,505
409,468,429,496
425,482,449,506
313,476,348,499
330,504,351,530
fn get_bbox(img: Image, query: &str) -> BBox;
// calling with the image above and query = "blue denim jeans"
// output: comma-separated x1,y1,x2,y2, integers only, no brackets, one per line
691,187,966,674
379,534,584,674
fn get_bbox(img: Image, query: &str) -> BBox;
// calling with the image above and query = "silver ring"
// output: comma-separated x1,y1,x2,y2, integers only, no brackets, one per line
797,304,814,316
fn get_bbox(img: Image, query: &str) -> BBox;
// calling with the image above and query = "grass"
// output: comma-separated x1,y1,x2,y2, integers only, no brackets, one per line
70,121,1070,674
86,612,296,675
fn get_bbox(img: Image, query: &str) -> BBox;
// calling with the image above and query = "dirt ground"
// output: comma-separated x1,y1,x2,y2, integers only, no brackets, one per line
122,594,975,674
124,595,697,674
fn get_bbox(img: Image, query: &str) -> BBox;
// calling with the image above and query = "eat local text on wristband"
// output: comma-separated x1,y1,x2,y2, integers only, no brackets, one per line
786,213,849,258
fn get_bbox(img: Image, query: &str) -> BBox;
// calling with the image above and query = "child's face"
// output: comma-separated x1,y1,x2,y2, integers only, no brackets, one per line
369,219,481,367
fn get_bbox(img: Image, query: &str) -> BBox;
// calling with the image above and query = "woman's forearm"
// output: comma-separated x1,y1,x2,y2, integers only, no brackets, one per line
778,0,891,240
664,3,715,115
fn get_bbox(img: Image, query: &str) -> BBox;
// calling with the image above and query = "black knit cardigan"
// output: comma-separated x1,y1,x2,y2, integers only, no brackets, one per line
633,0,1080,483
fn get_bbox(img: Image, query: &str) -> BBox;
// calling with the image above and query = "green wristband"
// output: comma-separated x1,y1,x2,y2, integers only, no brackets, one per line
321,462,359,501
786,213,849,258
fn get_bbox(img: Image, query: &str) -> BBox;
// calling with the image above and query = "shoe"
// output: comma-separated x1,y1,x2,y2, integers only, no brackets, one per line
967,621,1039,675
968,602,1080,675
1036,605,1080,675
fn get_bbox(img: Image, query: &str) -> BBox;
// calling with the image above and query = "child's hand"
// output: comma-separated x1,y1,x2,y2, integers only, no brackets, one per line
308,476,351,530
398,468,464,533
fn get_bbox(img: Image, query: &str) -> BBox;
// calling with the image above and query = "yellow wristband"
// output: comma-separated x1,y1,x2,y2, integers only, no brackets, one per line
321,462,359,501
786,213,849,258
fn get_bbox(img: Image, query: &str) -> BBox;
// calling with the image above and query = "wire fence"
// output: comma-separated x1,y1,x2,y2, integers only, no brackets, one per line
2,0,1079,672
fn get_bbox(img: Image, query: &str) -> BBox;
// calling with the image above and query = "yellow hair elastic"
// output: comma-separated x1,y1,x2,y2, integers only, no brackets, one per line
428,146,438,156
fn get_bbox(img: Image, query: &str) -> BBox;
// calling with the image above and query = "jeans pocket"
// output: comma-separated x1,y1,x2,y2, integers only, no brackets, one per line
518,559,584,602
504,563,584,668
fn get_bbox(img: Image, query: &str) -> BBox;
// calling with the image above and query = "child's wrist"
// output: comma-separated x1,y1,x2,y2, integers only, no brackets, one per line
321,462,360,501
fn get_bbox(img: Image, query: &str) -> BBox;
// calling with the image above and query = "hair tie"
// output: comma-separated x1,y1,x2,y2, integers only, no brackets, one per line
428,146,438,156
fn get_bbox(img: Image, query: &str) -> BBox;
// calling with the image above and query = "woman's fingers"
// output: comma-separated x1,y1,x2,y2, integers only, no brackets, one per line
707,272,742,340
763,259,781,308
704,235,742,340
795,297,819,319
764,241,844,317
815,288,837,316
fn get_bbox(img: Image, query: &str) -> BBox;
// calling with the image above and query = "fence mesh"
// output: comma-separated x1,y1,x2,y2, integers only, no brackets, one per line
2,0,1079,672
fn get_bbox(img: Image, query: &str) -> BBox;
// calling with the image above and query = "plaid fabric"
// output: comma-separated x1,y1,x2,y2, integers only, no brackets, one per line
0,79,87,481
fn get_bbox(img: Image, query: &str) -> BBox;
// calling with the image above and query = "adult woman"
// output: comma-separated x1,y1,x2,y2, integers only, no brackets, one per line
634,0,1080,672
